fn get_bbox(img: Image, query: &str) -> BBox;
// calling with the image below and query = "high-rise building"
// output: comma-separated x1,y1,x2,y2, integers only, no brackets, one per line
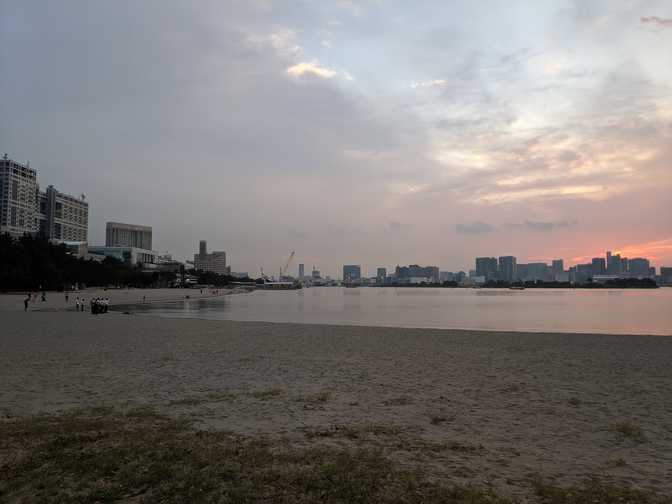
606,251,623,275
395,265,440,283
661,267,672,283
0,155,38,237
343,264,361,283
106,222,152,249
475,257,498,280
628,258,651,278
498,256,517,282
298,263,305,279
591,257,606,276
376,267,387,283
552,259,564,273
193,240,229,275
516,262,551,281
39,185,88,242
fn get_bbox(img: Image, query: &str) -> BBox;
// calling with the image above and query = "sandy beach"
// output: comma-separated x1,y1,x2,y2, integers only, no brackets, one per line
1,297,671,500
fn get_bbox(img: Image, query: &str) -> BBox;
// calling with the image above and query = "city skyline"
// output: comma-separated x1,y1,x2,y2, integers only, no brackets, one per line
2,1,671,278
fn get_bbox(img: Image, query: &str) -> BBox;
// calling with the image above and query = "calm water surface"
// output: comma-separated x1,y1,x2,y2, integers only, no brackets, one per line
123,287,672,335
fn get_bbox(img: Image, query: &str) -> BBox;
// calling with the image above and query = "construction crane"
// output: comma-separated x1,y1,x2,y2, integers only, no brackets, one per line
279,251,295,279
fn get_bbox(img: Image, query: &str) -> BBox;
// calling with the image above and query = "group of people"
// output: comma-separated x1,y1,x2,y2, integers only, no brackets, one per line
73,296,109,314
90,297,110,314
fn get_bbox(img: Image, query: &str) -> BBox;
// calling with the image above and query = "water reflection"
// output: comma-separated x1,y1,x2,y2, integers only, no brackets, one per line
120,287,672,336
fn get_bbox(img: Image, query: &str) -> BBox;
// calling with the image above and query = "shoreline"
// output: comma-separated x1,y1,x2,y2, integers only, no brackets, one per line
115,309,672,338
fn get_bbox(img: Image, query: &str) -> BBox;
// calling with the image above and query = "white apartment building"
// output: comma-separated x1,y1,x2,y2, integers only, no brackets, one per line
0,155,39,237
38,185,89,242
106,222,152,249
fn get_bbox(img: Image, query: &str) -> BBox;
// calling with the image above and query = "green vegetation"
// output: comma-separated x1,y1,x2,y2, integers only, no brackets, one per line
251,388,284,400
607,422,645,442
1,409,670,503
532,478,669,504
0,233,176,291
299,391,333,404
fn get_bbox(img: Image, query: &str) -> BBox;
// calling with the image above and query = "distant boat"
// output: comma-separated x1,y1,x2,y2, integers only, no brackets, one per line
509,286,525,290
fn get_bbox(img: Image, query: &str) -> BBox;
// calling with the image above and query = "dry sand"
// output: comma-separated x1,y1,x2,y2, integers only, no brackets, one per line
1,297,671,498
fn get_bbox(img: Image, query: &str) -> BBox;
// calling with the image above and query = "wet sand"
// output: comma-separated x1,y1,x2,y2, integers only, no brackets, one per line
1,307,671,497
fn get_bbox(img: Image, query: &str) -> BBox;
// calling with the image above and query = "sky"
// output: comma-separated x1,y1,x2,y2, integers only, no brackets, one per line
2,0,671,277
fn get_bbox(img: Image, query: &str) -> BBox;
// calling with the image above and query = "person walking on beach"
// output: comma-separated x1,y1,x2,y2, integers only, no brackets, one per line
80,297,85,312
65,292,69,303
24,295,30,312
41,291,46,302
75,297,80,311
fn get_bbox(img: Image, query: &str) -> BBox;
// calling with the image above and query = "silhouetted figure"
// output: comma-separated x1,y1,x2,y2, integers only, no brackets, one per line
24,296,30,312
75,297,80,311
65,292,69,303
41,291,46,302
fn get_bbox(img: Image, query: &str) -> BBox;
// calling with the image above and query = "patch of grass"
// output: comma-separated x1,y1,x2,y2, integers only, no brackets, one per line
168,392,238,407
125,406,163,418
0,409,517,504
299,391,333,404
606,457,627,468
168,397,203,406
251,388,284,400
607,422,645,442
532,477,671,504
206,391,237,402
305,423,403,440
383,396,413,406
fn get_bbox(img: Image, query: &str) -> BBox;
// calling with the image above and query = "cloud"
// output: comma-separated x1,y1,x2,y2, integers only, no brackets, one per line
641,16,672,29
287,61,337,79
456,222,494,234
410,79,448,89
506,220,577,232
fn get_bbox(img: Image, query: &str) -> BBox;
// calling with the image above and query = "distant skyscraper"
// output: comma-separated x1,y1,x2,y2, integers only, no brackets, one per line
0,155,38,237
106,222,150,249
298,263,305,278
193,240,229,275
552,259,564,273
591,257,606,275
376,267,387,283
516,262,551,282
475,257,498,280
39,185,89,242
628,258,651,278
607,252,623,275
498,256,517,282
343,264,361,283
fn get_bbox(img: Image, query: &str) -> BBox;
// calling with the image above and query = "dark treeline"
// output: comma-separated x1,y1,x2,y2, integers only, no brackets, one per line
195,270,255,286
0,234,176,291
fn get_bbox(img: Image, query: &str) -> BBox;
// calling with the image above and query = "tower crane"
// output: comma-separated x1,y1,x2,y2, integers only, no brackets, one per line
279,251,295,279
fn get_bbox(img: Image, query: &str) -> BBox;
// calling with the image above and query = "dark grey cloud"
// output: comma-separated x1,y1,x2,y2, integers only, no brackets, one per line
456,222,494,234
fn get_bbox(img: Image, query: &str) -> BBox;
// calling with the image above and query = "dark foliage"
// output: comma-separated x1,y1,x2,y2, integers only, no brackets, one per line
0,233,175,291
